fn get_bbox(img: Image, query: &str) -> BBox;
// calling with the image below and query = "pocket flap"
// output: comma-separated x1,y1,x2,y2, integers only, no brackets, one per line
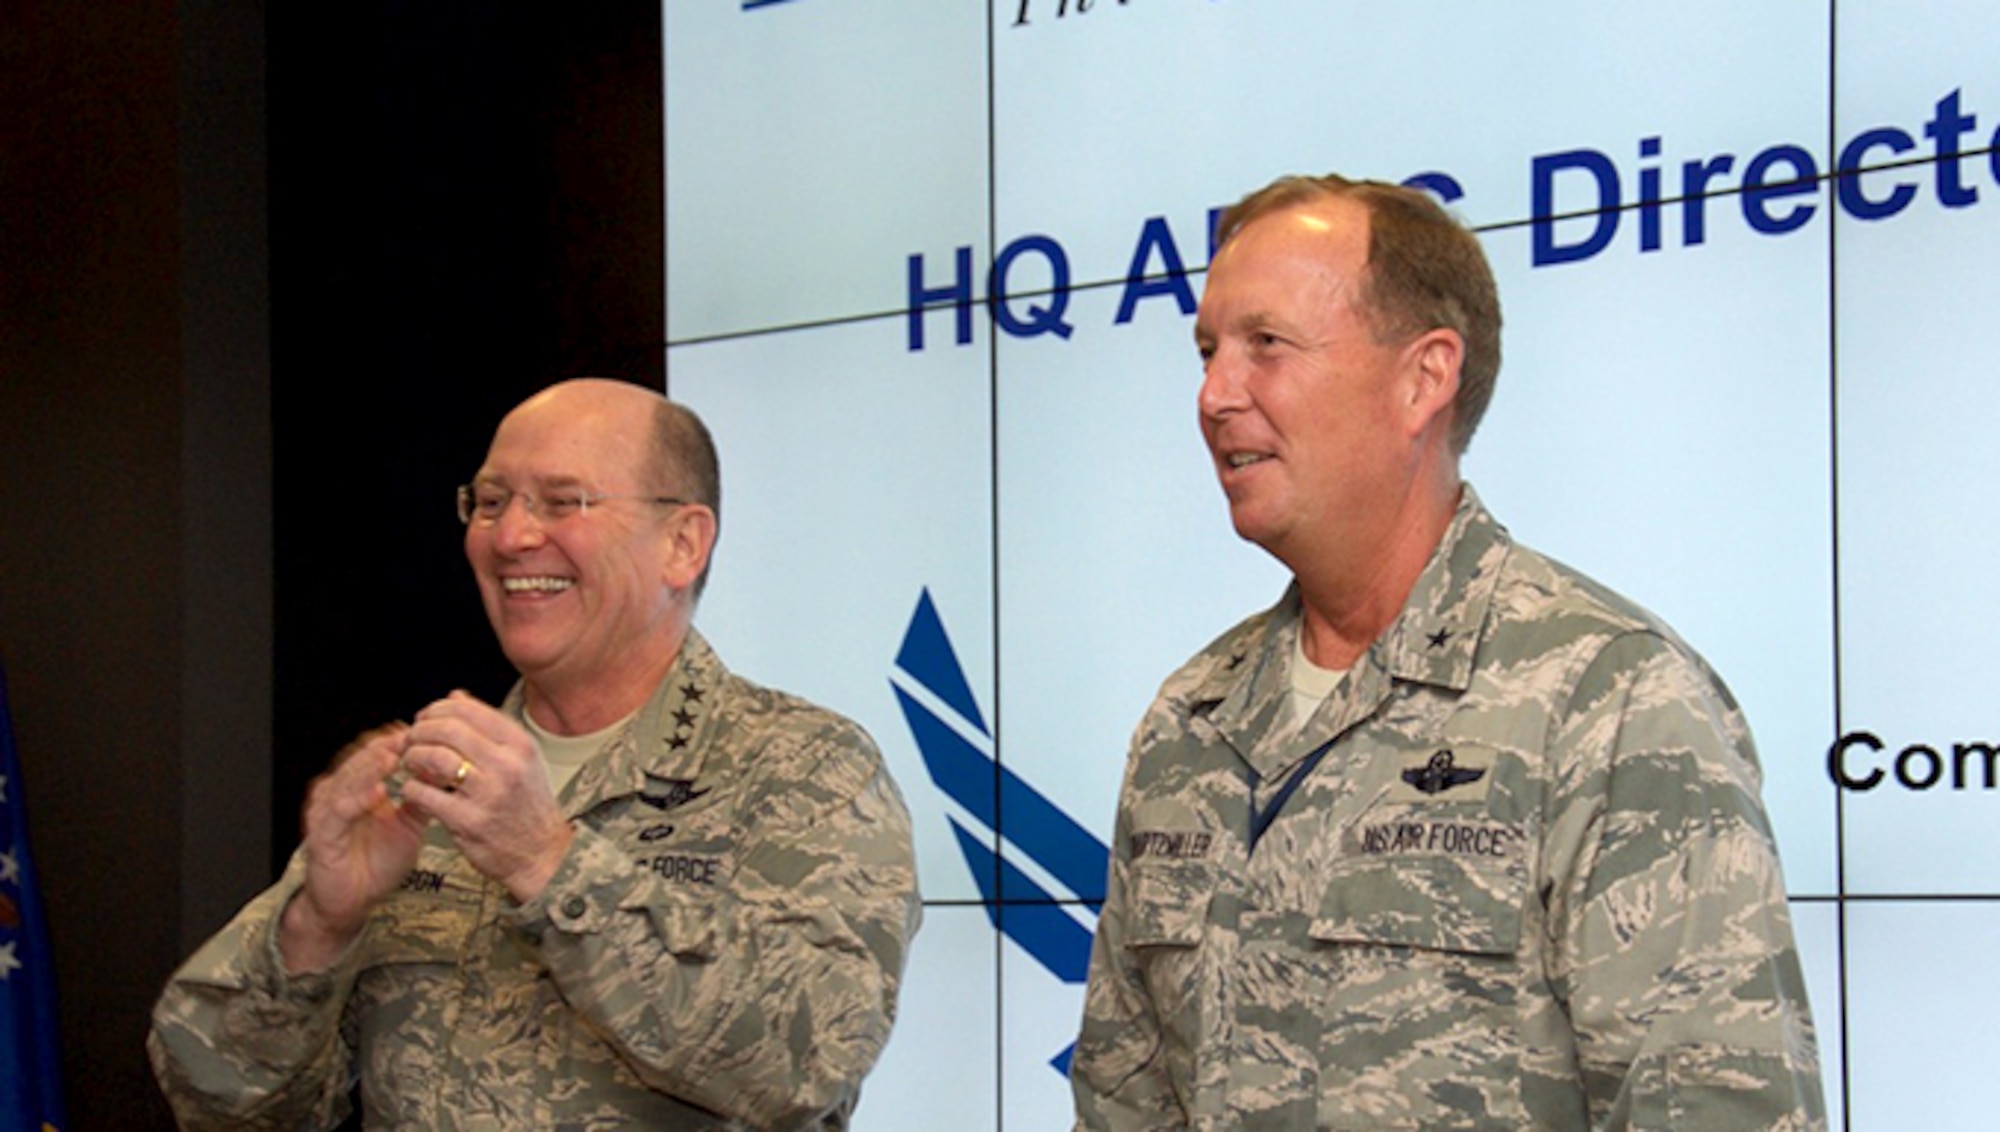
1310,854,1525,956
1124,862,1215,950
643,896,720,961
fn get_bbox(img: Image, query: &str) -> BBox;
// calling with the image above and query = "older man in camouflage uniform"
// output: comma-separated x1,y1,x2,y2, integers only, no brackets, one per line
1070,176,1825,1129
151,379,920,1129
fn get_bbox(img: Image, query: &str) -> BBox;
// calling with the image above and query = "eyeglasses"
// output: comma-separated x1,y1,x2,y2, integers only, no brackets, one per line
456,483,687,526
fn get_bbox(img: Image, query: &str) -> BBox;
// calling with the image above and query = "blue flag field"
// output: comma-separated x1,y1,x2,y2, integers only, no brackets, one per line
0,661,65,1132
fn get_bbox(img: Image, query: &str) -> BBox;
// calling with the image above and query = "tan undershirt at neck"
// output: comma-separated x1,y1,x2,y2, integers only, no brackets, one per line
1284,628,1347,738
521,709,632,800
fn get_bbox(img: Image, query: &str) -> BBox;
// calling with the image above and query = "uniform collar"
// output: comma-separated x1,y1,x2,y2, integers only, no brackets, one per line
1195,486,1510,777
1375,484,1509,694
502,627,728,814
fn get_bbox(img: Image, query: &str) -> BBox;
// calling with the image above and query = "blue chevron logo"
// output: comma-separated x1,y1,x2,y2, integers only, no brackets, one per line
890,588,1109,1075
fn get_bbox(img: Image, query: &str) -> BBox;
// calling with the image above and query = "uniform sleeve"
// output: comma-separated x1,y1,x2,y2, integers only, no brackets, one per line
506,719,921,1130
1070,738,1190,1131
1543,631,1826,1131
146,856,361,1131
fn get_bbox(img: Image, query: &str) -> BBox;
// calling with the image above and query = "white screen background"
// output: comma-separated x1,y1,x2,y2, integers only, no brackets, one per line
665,3,2000,1126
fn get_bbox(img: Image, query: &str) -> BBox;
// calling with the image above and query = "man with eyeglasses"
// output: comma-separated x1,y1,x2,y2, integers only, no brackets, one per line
150,378,921,1130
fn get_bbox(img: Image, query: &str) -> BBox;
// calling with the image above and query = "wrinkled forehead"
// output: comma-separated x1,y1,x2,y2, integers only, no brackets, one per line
479,400,649,486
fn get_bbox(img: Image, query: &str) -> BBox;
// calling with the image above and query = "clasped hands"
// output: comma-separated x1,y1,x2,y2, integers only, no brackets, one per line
280,691,574,973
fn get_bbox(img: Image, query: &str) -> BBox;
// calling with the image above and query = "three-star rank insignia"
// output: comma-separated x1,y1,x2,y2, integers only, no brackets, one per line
665,680,706,751
1403,749,1485,795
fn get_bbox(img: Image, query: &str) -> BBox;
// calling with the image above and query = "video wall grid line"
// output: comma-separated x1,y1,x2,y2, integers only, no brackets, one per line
984,3,1005,1125
1824,7,1852,1125
653,136,1932,1132
664,5,2000,1127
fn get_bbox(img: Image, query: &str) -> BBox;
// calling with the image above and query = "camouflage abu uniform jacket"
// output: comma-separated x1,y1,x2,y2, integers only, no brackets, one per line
1071,487,1824,1130
150,630,921,1130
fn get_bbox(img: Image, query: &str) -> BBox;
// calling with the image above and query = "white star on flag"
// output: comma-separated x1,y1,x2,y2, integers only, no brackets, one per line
0,940,21,981
0,849,18,886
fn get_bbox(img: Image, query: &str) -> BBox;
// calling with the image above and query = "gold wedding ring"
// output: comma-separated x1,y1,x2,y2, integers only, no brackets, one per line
452,757,472,789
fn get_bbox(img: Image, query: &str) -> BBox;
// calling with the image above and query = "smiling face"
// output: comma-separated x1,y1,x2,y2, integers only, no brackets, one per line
464,382,693,705
1194,198,1436,574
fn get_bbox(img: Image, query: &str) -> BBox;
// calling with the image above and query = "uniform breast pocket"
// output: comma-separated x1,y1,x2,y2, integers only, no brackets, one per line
620,822,734,961
348,874,489,1116
1307,855,1532,1129
1124,861,1215,1043
360,852,485,968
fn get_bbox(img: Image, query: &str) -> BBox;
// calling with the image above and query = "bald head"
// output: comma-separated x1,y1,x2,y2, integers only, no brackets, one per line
501,379,661,486
512,376,662,424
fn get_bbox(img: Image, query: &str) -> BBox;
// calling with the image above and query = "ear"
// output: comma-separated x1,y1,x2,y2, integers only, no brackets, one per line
1401,327,1464,440
658,504,719,593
